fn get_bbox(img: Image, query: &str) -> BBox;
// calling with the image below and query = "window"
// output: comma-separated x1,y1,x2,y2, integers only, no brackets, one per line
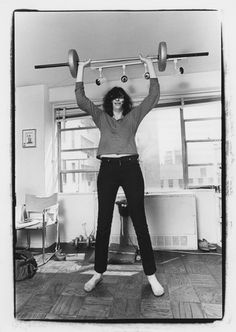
56,99,221,193
181,101,221,188
136,108,184,191
58,117,100,193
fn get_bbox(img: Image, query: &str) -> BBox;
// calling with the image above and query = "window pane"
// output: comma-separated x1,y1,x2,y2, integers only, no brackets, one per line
61,150,100,171
61,117,96,129
61,128,100,150
136,108,183,191
183,101,221,119
187,141,221,164
188,165,221,186
185,119,221,140
61,171,98,193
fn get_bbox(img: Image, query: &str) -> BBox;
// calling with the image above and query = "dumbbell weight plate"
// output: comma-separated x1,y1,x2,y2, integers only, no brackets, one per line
74,237,79,248
68,49,79,78
86,237,90,248
79,235,84,242
158,41,167,72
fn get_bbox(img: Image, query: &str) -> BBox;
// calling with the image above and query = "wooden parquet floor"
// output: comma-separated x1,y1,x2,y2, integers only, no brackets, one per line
15,250,223,321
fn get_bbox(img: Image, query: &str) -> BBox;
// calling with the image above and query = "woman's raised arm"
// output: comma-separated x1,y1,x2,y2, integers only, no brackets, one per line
75,60,102,127
130,55,160,127
139,54,157,79
76,59,91,82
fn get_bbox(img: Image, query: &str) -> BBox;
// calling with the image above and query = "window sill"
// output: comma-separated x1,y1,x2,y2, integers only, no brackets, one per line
58,188,218,196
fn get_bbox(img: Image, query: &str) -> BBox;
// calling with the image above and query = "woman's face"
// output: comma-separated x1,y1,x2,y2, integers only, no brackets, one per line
112,96,124,111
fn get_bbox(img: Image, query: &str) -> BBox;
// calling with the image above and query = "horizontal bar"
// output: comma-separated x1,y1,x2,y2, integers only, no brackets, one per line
35,51,209,70
186,139,221,143
60,126,97,131
91,56,142,64
60,170,99,174
35,57,144,69
35,62,68,69
61,147,98,152
184,117,221,122
187,185,221,190
61,158,88,161
167,52,209,59
91,60,148,70
90,52,209,64
188,163,218,167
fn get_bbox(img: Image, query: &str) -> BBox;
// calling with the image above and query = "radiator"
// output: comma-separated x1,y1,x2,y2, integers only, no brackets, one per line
111,193,198,250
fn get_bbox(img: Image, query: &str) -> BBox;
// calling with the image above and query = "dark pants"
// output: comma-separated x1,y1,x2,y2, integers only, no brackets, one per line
94,155,156,276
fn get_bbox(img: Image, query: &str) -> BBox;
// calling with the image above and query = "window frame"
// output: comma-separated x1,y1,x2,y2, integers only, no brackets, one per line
180,101,222,189
56,97,222,193
57,119,100,193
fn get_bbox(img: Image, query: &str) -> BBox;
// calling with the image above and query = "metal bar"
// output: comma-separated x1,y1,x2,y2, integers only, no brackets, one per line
91,60,147,70
77,51,209,64
90,54,207,70
56,219,60,251
188,163,216,167
61,158,87,161
42,210,46,264
91,56,141,64
61,147,98,152
186,139,221,143
57,122,63,193
167,52,209,59
35,51,209,69
60,126,97,131
35,62,68,69
60,170,99,174
26,230,31,249
184,117,221,122
55,205,60,251
180,102,188,189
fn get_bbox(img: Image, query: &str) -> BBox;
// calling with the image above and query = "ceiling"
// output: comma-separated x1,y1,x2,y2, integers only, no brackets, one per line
14,10,222,88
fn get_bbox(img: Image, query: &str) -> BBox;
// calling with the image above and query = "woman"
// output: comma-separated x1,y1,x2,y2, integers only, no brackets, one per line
75,55,164,296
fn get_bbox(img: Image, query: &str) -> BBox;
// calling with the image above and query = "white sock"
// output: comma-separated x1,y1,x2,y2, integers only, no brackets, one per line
84,272,103,292
147,274,164,296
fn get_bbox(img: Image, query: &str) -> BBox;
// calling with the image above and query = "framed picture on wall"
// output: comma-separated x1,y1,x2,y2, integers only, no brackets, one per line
22,129,36,148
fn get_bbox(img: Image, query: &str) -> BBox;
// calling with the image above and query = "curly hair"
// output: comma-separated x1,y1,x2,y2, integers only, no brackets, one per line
103,87,133,116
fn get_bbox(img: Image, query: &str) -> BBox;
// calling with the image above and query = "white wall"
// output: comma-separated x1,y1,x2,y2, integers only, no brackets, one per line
58,193,97,242
16,84,56,204
16,85,46,206
15,84,56,247
194,190,221,244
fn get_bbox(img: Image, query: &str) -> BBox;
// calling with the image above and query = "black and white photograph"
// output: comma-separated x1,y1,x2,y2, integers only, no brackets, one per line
3,4,234,329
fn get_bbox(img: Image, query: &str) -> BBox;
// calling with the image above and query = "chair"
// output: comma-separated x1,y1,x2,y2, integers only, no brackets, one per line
16,193,60,264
